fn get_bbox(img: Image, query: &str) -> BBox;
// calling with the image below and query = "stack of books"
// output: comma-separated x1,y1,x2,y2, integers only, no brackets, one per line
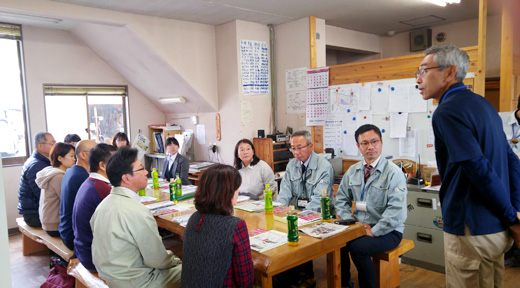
189,161,217,173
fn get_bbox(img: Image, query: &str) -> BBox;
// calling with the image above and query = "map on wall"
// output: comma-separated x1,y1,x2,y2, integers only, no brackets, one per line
240,40,269,95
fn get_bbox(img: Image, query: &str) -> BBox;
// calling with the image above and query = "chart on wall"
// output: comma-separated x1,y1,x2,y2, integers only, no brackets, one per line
286,67,308,114
240,40,269,95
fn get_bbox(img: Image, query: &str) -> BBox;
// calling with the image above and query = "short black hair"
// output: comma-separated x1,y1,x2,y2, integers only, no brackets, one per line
165,137,179,147
64,134,81,144
49,143,75,168
89,143,117,173
106,148,138,187
355,124,382,143
111,132,130,148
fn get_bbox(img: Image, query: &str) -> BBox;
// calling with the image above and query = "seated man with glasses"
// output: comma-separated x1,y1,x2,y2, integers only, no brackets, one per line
336,124,407,288
275,130,335,288
90,148,182,287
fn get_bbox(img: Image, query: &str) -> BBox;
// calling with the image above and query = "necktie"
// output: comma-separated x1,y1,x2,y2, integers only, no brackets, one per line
364,164,372,183
301,163,307,195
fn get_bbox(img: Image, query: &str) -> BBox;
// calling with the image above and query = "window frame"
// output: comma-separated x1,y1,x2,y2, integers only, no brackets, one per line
1,22,30,167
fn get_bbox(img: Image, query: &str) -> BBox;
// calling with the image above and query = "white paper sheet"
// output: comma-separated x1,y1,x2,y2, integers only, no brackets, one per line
324,116,343,155
286,91,306,114
356,112,373,128
342,131,359,156
358,85,371,111
371,86,389,114
240,40,269,95
329,85,359,114
390,112,408,138
240,100,253,123
408,85,427,113
388,85,408,113
196,124,206,144
285,67,307,92
399,129,417,157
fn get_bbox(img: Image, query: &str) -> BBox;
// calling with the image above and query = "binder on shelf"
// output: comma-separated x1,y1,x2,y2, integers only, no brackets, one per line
154,132,164,154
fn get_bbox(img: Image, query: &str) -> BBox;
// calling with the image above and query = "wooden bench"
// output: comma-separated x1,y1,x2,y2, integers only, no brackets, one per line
67,258,108,288
16,217,74,262
373,238,415,288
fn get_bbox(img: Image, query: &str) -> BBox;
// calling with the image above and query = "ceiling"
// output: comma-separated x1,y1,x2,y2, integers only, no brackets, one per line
48,0,499,36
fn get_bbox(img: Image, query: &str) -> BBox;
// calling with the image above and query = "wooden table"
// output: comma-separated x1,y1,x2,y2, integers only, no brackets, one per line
148,189,366,288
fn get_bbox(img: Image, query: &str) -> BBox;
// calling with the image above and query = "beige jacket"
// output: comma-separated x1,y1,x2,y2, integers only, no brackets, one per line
36,166,65,231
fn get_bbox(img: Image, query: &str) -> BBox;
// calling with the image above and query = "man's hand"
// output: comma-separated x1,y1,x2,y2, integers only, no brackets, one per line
356,222,374,237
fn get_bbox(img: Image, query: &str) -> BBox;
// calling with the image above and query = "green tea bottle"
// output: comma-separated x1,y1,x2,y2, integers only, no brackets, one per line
287,205,299,246
169,181,177,204
264,184,273,214
320,189,331,222
174,173,182,197
152,168,159,189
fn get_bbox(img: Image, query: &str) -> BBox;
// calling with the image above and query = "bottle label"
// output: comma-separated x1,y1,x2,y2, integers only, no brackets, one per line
264,191,273,211
287,215,299,242
175,183,182,197
169,184,175,201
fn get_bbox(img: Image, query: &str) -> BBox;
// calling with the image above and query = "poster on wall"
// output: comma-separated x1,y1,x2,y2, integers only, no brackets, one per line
240,40,269,95
306,67,329,126
285,67,307,92
286,91,306,114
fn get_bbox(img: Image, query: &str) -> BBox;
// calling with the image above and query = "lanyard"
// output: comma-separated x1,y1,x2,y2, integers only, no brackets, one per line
361,183,366,201
439,85,467,105
512,124,520,140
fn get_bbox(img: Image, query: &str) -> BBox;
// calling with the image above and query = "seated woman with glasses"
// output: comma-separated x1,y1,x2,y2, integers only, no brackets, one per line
181,164,254,287
36,142,76,237
234,139,277,200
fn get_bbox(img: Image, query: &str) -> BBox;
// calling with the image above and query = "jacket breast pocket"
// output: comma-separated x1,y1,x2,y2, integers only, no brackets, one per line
369,183,389,209
347,179,362,202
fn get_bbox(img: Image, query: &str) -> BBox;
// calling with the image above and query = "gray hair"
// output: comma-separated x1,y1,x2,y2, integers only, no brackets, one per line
425,45,469,82
34,132,51,147
291,130,312,145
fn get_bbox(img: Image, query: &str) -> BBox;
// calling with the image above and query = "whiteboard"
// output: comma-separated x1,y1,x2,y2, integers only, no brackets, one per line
325,77,447,165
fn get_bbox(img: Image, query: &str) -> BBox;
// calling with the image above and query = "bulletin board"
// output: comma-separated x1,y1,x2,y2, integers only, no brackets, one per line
312,46,480,165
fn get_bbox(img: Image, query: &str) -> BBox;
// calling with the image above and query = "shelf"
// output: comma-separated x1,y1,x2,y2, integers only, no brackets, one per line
273,160,290,165
273,148,288,152
273,142,288,146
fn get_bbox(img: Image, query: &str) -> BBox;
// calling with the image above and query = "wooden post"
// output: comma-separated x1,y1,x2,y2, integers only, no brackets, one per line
309,16,324,153
499,1,514,112
475,0,487,97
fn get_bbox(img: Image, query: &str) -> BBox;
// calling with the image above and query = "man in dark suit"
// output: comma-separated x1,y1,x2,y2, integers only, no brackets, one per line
161,137,191,185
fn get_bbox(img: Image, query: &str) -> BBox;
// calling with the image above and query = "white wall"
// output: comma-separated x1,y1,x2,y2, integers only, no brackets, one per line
0,157,12,286
326,25,381,54
275,18,311,133
2,26,164,229
381,16,502,77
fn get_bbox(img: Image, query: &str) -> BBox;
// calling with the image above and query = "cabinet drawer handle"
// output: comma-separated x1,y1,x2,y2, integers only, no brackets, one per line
417,232,432,243
417,198,433,208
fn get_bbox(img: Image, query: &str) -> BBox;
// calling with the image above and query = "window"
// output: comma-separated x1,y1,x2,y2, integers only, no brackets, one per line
44,85,129,144
0,23,29,165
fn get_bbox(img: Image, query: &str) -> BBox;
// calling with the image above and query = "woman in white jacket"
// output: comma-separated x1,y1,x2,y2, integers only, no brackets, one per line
36,142,75,237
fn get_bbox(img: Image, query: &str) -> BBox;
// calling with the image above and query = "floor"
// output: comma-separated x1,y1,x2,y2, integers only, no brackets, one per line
8,231,520,288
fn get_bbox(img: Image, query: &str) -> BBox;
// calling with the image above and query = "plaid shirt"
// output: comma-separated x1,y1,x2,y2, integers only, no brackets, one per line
222,220,254,287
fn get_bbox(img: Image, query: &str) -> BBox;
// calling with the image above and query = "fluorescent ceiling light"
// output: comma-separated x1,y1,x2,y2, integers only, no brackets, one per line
423,0,447,7
0,12,62,24
159,96,186,104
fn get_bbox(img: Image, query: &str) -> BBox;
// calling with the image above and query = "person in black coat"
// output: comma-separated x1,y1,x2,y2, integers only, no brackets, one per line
161,137,191,185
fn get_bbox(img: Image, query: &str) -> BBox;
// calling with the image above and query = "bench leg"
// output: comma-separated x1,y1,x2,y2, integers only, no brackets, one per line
22,234,47,256
326,249,341,288
374,257,400,288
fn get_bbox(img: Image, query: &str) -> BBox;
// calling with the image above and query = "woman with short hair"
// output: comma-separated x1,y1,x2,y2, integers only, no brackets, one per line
111,132,130,149
234,139,276,199
181,164,254,288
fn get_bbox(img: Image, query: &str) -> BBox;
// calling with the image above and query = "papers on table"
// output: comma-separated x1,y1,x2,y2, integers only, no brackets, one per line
249,229,288,253
274,209,322,226
237,195,251,203
139,196,157,203
234,200,283,212
299,222,349,239
171,213,193,227
146,201,175,210
146,201,191,216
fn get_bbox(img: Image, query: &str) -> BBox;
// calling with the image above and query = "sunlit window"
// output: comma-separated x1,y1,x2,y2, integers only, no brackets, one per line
44,85,129,144
0,23,29,165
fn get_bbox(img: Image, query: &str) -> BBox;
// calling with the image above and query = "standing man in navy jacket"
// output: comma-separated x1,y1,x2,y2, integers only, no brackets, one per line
417,45,520,287
18,132,56,227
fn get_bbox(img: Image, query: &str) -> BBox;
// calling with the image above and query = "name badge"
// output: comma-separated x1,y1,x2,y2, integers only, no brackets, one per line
297,198,309,209
356,201,367,212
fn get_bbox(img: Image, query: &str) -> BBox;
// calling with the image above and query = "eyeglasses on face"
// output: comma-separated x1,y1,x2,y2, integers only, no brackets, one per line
289,144,310,152
359,139,380,148
41,142,56,145
133,166,146,173
415,66,444,79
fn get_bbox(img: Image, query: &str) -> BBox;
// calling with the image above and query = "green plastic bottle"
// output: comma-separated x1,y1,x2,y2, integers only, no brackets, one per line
138,189,146,197
152,168,159,189
287,205,299,246
320,189,331,222
174,173,182,198
264,184,273,214
169,181,177,204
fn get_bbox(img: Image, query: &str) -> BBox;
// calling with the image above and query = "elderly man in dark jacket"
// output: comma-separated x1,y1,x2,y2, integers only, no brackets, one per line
18,132,55,227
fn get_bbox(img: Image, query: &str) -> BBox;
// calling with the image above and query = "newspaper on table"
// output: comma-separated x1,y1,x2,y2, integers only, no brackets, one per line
274,209,322,226
146,201,190,216
299,222,350,239
249,229,288,253
234,200,283,212
171,213,193,227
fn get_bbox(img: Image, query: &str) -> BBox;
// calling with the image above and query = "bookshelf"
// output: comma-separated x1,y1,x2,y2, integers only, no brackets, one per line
253,138,292,173
148,125,181,154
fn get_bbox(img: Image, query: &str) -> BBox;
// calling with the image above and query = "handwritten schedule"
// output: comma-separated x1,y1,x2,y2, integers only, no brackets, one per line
240,40,269,95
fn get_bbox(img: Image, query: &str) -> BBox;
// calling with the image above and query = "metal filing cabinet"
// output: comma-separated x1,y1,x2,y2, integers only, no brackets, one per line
402,185,445,273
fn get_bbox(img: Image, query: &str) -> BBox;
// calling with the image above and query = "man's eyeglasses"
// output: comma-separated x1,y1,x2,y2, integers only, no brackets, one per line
133,167,146,173
41,142,56,146
359,139,380,148
289,144,310,152
415,66,444,79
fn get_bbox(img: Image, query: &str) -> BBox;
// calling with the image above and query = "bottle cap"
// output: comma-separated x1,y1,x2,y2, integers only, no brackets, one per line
289,205,295,210
265,184,270,188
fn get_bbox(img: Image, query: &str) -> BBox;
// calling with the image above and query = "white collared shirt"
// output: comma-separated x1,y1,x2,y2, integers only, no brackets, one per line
89,172,110,184
499,111,520,153
168,152,178,171
363,155,382,175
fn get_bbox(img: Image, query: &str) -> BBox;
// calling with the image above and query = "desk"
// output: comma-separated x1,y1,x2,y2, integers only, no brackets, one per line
149,190,365,288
